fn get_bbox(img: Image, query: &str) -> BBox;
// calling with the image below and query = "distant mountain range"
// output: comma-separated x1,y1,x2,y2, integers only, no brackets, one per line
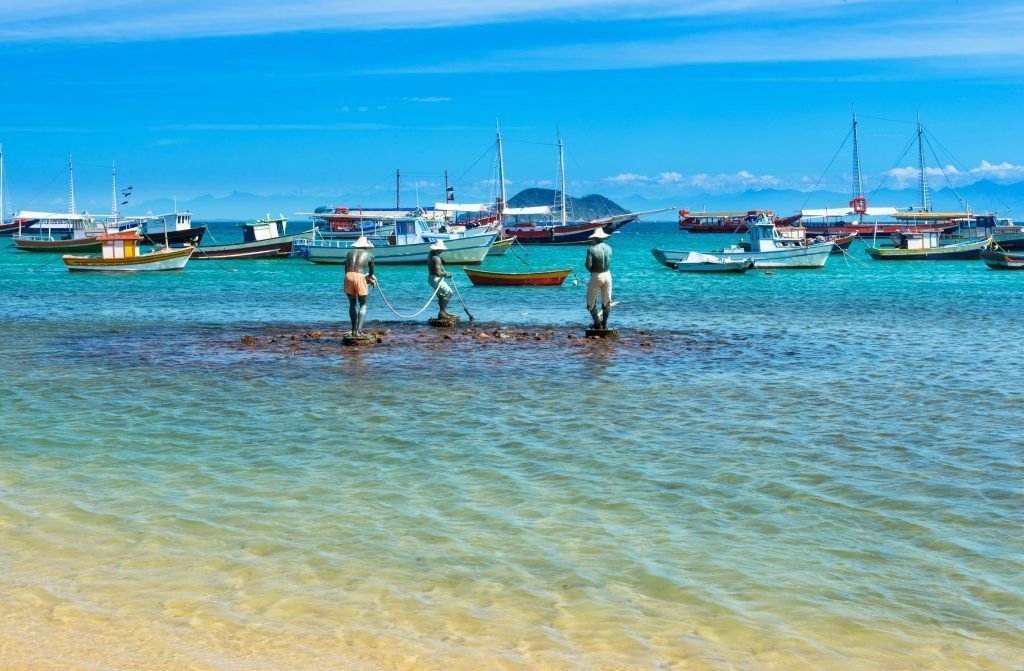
615,179,1024,218
507,188,627,220
125,179,1024,221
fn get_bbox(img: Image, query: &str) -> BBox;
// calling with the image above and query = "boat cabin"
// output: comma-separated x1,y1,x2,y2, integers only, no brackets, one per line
239,217,287,242
891,230,940,250
97,231,142,259
142,211,193,235
391,217,434,245
741,214,804,252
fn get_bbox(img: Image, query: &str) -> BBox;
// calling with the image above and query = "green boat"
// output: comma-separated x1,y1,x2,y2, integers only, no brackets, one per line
866,232,991,261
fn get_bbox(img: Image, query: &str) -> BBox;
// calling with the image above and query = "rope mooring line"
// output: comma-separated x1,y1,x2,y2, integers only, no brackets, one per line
374,278,444,319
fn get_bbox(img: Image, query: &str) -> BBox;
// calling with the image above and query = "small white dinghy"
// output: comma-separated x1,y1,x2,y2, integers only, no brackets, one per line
669,251,754,273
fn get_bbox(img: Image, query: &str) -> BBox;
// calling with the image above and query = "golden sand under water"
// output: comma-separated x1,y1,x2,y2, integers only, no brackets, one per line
2,230,1023,669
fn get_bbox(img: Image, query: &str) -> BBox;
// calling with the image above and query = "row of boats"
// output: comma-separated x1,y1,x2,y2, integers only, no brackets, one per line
0,125,668,271
654,213,1024,272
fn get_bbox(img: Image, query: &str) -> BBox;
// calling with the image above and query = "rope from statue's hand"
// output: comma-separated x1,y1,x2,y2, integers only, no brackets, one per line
374,278,444,319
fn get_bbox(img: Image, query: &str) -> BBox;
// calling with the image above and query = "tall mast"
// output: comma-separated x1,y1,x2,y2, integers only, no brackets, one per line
557,125,567,226
917,114,930,212
496,118,507,216
395,168,401,210
111,161,118,221
0,144,4,225
68,154,76,214
851,108,863,201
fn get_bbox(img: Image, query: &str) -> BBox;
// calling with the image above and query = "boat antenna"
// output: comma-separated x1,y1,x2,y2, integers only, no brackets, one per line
496,118,507,217
557,124,567,227
395,168,401,210
917,113,931,212
68,154,76,215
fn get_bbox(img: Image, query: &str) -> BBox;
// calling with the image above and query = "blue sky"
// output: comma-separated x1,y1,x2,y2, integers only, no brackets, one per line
1,0,1023,213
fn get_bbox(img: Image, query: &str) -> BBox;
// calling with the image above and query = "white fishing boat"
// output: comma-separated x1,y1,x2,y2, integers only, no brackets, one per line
294,217,496,265
63,231,194,272
667,251,754,273
653,213,833,269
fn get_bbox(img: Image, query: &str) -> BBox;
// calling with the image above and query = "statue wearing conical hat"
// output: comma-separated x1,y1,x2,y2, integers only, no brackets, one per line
344,236,376,336
585,228,614,330
427,240,455,320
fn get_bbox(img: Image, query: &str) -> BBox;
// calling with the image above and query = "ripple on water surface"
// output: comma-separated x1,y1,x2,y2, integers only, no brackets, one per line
1,227,1023,669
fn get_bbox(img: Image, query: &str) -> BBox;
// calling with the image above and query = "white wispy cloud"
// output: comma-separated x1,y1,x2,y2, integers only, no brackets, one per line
380,5,1024,73
885,160,1024,189
0,0,862,42
404,97,452,103
158,122,394,131
604,169,779,193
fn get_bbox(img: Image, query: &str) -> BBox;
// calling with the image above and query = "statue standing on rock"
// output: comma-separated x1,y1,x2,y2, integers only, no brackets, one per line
585,228,616,331
343,236,376,337
427,240,456,321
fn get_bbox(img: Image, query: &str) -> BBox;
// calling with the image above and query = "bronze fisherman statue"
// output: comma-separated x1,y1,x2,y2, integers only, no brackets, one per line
585,228,615,333
343,236,376,337
427,240,457,323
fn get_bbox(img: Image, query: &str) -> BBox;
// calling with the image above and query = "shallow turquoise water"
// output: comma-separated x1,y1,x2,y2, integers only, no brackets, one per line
1,223,1022,670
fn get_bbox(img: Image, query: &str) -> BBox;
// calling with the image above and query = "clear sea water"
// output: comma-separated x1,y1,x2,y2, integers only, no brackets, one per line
1,222,1021,670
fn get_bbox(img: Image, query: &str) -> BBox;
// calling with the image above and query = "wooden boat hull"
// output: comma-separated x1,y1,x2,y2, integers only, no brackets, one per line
13,235,103,253
193,228,315,260
803,222,959,236
503,219,631,245
139,225,206,247
980,250,1024,269
464,267,571,286
866,238,990,261
63,246,195,271
675,260,753,273
296,232,496,265
990,231,1024,251
486,237,515,256
828,233,856,254
679,213,801,233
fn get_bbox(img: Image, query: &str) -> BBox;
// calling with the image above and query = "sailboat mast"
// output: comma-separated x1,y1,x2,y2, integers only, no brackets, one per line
68,154,76,215
851,108,864,223
557,126,567,227
917,115,930,212
0,144,4,226
851,110,864,201
496,119,507,216
396,169,401,210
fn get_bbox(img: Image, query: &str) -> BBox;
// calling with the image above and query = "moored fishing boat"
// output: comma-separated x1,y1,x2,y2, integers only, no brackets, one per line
865,231,991,260
678,210,801,233
135,212,207,246
294,217,496,265
980,250,1024,269
653,213,833,269
62,231,194,271
463,267,572,286
664,251,753,273
194,216,314,260
12,214,110,252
